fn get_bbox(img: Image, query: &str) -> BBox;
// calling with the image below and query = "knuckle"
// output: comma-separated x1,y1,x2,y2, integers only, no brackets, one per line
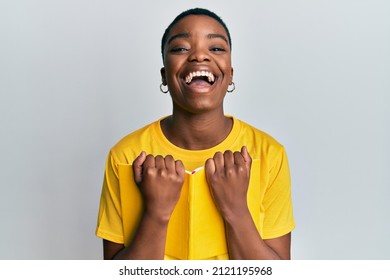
226,167,235,176
237,165,245,174
175,176,184,185
158,168,167,177
144,166,156,176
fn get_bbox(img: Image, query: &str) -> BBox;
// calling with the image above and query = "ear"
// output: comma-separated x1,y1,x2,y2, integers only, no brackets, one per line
230,67,234,84
160,67,167,85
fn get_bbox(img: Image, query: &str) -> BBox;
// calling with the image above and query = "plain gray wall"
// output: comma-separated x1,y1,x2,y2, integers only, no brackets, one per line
1,0,389,259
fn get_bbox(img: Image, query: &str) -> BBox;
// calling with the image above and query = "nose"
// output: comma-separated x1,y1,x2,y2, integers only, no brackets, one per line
188,47,210,62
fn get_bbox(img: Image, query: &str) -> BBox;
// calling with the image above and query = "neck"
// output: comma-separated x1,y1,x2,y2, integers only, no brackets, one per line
161,110,233,150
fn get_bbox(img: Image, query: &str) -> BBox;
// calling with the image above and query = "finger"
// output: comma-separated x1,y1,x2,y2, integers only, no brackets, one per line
223,150,234,168
155,155,165,169
175,160,185,177
143,154,156,169
132,151,146,185
213,152,224,173
205,158,216,176
164,155,175,171
233,150,245,166
241,146,252,174
241,146,251,162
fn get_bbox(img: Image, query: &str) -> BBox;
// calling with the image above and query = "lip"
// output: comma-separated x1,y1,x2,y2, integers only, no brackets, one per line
183,81,216,94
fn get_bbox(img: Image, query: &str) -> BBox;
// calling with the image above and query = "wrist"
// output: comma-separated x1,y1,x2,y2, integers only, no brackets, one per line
222,206,252,226
143,208,171,226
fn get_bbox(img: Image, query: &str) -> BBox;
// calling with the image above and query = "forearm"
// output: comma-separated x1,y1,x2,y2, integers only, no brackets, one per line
113,211,169,260
225,210,283,260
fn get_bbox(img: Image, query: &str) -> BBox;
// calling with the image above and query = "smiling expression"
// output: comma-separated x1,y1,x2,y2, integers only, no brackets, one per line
161,15,233,114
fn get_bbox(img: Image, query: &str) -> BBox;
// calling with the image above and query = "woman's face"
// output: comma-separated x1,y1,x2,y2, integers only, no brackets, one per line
161,15,233,114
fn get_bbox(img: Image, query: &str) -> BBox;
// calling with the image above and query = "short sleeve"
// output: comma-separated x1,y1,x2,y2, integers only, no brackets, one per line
95,152,125,244
261,147,295,239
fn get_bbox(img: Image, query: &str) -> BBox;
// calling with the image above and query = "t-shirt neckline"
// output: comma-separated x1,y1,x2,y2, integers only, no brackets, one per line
151,115,241,161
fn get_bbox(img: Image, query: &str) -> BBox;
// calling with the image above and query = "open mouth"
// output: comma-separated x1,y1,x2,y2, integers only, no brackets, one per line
184,71,215,86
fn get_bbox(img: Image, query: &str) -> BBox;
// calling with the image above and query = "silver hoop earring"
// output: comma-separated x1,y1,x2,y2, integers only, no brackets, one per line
227,82,235,93
160,83,169,94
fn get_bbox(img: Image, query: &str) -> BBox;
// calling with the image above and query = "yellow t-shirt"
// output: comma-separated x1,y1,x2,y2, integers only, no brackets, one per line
96,116,295,260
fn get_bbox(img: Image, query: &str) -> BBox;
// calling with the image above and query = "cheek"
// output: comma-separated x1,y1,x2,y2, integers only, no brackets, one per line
164,61,180,79
216,56,232,75
163,66,182,90
222,66,233,82
163,67,175,84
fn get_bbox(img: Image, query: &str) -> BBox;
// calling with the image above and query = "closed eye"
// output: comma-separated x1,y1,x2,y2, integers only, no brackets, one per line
170,47,189,53
210,47,226,52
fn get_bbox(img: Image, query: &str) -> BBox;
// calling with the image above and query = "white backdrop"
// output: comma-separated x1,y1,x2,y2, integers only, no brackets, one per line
1,0,389,259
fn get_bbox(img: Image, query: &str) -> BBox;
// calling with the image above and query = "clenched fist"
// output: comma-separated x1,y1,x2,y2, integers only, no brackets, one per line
205,146,252,222
133,152,185,223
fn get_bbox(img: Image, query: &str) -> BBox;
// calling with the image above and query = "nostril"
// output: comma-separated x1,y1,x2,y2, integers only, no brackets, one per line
188,51,210,62
190,57,210,62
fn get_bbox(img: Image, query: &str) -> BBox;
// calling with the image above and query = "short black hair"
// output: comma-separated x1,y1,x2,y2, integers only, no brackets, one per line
161,8,232,61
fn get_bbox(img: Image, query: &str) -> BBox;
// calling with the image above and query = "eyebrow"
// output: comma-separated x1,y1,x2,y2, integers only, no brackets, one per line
167,33,191,45
167,32,229,45
207,33,229,44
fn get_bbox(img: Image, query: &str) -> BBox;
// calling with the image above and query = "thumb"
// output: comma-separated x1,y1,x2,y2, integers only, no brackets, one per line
132,151,146,185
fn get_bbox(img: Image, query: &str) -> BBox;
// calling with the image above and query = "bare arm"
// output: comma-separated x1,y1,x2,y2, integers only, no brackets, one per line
205,146,291,259
103,210,171,260
103,152,185,260
224,210,291,259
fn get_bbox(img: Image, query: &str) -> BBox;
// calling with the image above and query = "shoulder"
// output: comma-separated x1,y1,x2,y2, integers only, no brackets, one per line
234,118,286,159
237,119,282,146
109,118,161,164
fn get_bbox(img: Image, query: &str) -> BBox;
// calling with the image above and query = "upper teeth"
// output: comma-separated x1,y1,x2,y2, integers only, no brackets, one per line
185,71,215,84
